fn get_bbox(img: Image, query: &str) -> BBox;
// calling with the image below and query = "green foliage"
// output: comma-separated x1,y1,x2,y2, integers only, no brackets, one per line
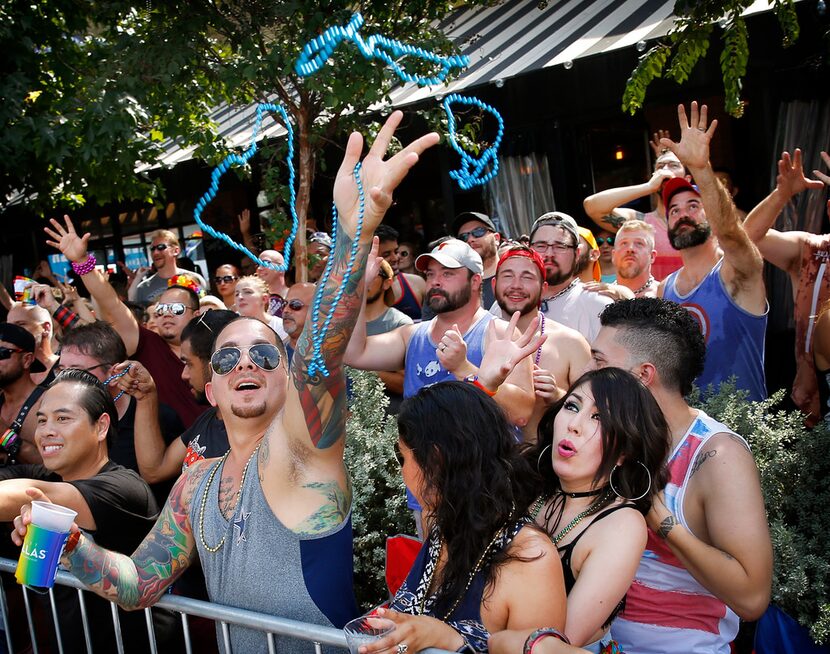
693,382,830,644
623,0,801,118
344,368,413,610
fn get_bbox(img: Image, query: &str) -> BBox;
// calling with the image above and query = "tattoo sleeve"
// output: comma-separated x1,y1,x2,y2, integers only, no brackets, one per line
292,218,370,450
293,480,351,536
657,515,678,540
64,466,200,609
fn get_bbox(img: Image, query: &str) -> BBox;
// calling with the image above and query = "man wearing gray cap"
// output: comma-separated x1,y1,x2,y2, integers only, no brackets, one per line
0,322,47,465
529,211,613,342
345,238,538,535
453,211,501,309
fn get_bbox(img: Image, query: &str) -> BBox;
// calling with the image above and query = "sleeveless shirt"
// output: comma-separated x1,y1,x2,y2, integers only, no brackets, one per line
663,258,768,401
393,274,422,320
643,210,683,281
191,456,358,653
611,411,744,654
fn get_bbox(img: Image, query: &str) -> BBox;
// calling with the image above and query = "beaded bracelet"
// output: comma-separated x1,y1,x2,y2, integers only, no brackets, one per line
71,254,96,276
523,627,570,654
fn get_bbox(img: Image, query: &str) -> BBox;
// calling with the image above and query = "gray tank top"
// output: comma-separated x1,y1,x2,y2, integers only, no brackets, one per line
191,455,356,653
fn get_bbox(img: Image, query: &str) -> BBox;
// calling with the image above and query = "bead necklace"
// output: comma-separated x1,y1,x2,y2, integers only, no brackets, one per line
199,445,260,554
540,279,578,313
550,489,612,545
633,276,656,297
534,312,546,365
102,364,132,402
528,485,607,520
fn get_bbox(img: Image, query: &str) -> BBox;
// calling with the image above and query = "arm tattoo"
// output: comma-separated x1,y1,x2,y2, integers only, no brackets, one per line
292,480,351,536
657,515,678,540
292,220,370,450
690,449,717,477
64,464,202,609
603,213,626,229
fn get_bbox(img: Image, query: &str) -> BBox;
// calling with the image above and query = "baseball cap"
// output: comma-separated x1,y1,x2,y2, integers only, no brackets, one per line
577,227,602,283
496,246,546,281
662,178,701,210
451,211,497,235
415,239,484,275
308,232,333,250
530,212,580,246
0,322,46,372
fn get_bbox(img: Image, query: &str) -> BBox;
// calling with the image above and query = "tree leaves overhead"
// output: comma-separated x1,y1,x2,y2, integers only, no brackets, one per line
623,0,802,118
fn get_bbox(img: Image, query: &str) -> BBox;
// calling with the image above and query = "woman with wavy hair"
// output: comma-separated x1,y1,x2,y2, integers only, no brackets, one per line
495,367,670,653
360,381,569,654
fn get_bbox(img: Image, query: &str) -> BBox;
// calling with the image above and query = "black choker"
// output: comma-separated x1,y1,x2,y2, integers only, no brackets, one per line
558,485,608,498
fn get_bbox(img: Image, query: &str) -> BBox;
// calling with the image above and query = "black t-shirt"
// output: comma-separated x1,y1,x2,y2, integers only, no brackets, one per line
0,461,183,652
179,406,229,469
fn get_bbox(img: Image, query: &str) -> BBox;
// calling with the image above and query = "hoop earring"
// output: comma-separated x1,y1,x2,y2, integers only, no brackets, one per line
609,461,652,502
536,444,552,473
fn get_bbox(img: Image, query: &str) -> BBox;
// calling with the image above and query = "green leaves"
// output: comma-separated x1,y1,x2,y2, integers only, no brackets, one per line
622,44,670,116
720,13,749,118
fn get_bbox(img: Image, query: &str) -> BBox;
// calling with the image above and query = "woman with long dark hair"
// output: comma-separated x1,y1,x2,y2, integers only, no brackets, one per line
360,381,568,654
500,367,671,653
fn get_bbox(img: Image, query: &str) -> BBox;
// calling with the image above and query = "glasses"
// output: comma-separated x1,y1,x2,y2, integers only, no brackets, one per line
458,226,491,242
596,237,615,246
53,362,109,375
531,240,576,254
210,344,282,376
155,303,189,317
214,275,238,285
393,442,406,467
286,299,306,311
0,347,23,361
148,243,170,253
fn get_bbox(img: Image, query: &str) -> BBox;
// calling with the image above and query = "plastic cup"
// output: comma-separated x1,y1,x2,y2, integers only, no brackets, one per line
343,616,395,654
15,501,78,589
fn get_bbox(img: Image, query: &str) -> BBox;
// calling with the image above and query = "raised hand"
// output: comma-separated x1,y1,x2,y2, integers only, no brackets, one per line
111,361,156,401
44,215,91,263
813,151,830,186
479,312,547,390
659,101,717,172
649,129,672,157
333,111,439,238
31,283,58,312
364,237,383,291
238,208,252,235
33,260,56,283
776,149,824,200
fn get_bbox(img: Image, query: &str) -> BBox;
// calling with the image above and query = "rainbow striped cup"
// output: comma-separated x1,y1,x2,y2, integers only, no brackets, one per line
15,502,77,589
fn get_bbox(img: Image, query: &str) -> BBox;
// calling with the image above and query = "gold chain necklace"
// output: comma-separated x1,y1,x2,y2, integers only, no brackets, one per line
550,489,612,545
198,445,260,554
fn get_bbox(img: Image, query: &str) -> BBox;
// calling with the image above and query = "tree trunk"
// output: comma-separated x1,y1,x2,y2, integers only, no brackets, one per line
294,104,316,283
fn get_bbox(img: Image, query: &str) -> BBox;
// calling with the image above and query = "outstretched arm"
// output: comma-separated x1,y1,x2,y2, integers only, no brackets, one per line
44,216,141,354
282,111,439,451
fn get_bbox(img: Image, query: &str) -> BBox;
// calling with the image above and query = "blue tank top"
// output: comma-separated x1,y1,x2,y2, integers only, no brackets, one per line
663,259,768,402
393,274,422,320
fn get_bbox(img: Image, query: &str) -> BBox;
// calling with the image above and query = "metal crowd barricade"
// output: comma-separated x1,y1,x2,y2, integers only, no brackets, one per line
0,557,348,654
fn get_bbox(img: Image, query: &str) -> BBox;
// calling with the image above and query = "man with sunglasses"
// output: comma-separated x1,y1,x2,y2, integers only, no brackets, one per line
453,211,500,309
0,323,46,465
44,216,207,428
282,283,316,364
37,111,440,652
132,230,207,306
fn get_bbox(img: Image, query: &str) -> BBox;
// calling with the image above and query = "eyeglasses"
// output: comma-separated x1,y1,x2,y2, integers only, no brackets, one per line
458,226,492,242
53,362,109,375
210,344,282,376
286,299,306,311
596,237,615,246
214,275,238,285
397,250,411,258
530,240,576,254
0,347,23,361
149,243,170,253
155,302,189,316
393,441,405,467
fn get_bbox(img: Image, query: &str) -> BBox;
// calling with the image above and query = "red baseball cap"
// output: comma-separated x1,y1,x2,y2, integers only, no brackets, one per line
662,177,700,210
496,246,546,281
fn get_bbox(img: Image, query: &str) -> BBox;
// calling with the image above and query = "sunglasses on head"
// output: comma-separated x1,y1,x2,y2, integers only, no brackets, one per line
155,302,189,317
214,275,238,285
210,344,282,376
458,226,492,242
287,299,306,311
596,237,615,246
149,243,170,253
0,347,23,360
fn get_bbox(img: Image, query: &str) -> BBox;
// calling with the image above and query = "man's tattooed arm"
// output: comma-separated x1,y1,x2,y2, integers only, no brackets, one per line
293,480,352,536
63,460,206,609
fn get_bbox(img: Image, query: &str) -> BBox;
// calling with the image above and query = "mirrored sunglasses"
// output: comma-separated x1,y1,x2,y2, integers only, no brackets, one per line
458,226,491,242
287,299,306,311
210,344,282,376
596,237,615,246
155,302,189,317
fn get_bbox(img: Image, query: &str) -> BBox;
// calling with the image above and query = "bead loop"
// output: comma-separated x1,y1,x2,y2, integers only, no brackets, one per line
443,93,504,190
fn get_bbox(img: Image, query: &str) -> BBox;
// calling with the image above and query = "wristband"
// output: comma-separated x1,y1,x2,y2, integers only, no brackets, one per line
71,254,96,276
463,374,497,397
523,627,570,654
63,531,81,554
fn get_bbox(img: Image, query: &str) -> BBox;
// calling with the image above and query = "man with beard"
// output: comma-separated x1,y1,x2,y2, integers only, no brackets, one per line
658,102,767,401
0,323,46,464
612,220,659,298
492,246,591,442
132,229,207,305
282,282,316,363
45,215,207,427
453,211,500,309
6,302,58,385
530,212,613,342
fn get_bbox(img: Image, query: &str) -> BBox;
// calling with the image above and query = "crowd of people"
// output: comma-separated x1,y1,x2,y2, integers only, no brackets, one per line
0,102,827,654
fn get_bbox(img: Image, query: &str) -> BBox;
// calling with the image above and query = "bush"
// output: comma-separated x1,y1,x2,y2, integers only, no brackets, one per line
694,382,830,645
344,368,414,610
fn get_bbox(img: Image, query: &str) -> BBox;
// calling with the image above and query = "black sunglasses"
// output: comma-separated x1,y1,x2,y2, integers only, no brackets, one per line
596,237,615,246
149,243,170,253
0,347,23,360
458,226,492,242
155,303,189,317
287,299,307,311
210,344,282,376
214,275,238,285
